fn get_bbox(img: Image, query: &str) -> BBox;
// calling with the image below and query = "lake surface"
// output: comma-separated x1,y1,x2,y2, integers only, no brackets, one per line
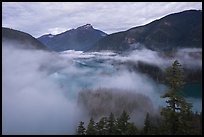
181,84,202,98
49,51,202,112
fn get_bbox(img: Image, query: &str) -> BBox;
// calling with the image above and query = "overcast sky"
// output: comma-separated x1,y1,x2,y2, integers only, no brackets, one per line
2,2,202,38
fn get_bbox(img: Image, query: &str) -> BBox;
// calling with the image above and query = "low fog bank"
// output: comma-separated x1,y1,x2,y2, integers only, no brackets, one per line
60,47,202,84
2,42,202,135
78,88,160,128
2,45,87,135
61,47,202,70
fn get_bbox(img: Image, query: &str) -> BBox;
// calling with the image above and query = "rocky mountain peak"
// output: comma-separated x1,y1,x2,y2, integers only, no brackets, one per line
77,24,93,30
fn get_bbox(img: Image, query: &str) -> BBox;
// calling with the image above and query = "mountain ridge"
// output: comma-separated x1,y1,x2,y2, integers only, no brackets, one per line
91,10,202,51
38,24,107,52
2,27,47,50
3,10,202,52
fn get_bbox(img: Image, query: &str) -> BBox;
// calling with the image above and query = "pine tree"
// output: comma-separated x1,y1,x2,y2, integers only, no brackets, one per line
143,112,151,135
200,111,202,134
76,121,86,135
115,110,130,135
96,117,108,135
161,60,193,135
107,112,116,135
86,117,97,135
126,122,138,135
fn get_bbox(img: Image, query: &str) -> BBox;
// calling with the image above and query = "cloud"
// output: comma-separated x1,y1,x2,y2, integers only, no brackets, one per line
2,42,164,134
2,2,202,37
59,46,202,70
2,41,202,134
2,44,88,135
78,88,161,128
175,48,202,68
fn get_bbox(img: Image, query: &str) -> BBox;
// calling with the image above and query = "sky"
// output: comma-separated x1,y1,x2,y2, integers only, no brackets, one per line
2,2,202,38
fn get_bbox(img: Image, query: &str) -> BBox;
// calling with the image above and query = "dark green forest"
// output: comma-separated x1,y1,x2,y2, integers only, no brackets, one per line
76,60,202,135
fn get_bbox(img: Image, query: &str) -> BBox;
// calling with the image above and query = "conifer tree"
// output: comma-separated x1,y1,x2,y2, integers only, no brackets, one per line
86,117,97,135
107,112,116,135
115,110,130,135
143,112,151,135
126,122,138,135
200,111,202,134
161,60,193,135
76,121,86,135
96,117,108,135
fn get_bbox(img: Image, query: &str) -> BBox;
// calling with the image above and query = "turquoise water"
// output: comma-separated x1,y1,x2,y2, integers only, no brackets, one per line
180,84,202,98
49,56,202,112
181,84,202,112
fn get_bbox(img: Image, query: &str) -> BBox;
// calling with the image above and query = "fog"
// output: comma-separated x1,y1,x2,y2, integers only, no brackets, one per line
2,42,202,134
78,88,162,128
2,45,88,135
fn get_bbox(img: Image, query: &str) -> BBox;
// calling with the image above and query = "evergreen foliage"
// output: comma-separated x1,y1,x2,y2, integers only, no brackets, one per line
160,60,194,135
75,61,202,135
76,121,86,135
86,118,97,135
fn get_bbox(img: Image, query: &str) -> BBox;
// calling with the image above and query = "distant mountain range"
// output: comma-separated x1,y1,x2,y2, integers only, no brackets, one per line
91,10,202,51
2,27,46,50
38,24,107,51
3,10,202,52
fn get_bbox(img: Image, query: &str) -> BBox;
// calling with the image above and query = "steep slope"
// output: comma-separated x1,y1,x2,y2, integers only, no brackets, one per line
2,27,47,50
92,10,202,51
38,24,107,52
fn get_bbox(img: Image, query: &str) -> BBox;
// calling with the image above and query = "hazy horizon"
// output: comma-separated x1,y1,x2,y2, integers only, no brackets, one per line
2,2,202,37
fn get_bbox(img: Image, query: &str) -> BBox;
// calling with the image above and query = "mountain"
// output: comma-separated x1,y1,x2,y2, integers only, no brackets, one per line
91,10,202,51
2,27,47,50
38,24,107,52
